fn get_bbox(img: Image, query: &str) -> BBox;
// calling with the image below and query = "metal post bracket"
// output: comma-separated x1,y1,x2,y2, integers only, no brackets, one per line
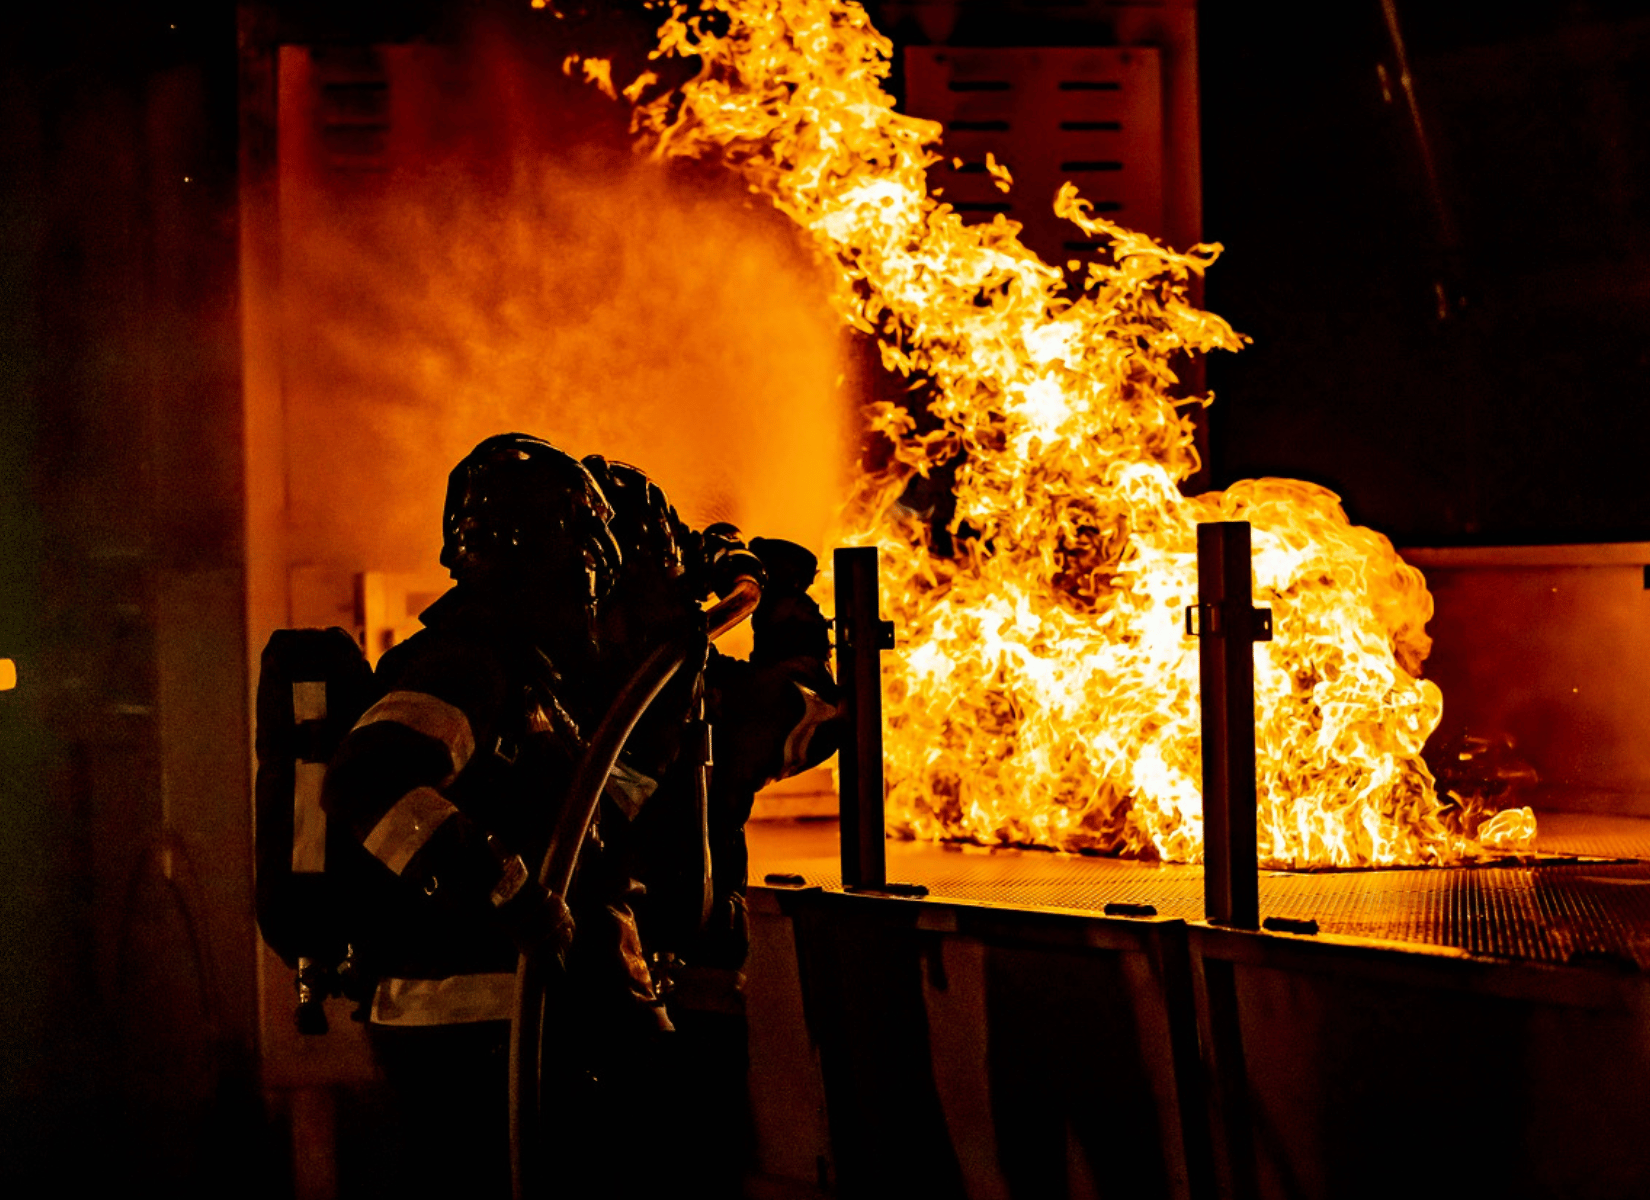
835,616,896,651
1185,603,1273,641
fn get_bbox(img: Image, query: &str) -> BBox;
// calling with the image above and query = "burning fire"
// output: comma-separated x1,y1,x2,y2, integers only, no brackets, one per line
572,0,1535,866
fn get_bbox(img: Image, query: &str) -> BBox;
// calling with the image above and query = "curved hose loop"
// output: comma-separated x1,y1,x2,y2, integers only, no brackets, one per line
510,574,763,1199
707,573,763,641
510,633,697,1200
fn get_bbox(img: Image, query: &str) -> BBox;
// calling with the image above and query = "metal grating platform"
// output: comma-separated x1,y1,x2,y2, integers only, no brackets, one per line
748,811,1650,968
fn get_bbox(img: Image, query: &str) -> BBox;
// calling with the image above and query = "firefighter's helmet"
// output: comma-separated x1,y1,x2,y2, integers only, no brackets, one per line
441,433,622,602
581,456,687,588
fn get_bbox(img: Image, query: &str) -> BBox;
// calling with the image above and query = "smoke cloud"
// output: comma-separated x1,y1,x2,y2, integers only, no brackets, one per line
276,28,850,579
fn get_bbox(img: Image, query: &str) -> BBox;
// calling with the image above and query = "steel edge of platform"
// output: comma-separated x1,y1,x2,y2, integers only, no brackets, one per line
1186,921,1650,1007
750,882,1650,1000
751,880,1180,953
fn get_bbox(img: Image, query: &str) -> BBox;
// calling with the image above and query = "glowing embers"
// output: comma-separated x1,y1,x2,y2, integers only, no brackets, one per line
582,0,1534,866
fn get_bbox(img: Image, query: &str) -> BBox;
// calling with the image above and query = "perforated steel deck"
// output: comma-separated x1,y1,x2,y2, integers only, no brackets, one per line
748,811,1650,967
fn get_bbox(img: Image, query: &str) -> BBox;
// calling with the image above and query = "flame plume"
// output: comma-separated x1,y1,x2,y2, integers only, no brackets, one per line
592,0,1534,866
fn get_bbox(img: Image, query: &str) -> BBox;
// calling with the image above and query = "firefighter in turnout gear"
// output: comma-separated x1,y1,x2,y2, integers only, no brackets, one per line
582,454,843,1192
319,433,841,1196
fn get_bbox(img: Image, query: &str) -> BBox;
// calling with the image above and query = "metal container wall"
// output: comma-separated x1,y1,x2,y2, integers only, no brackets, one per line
747,876,1650,1200
745,887,1204,1199
1189,925,1650,1200
1408,543,1650,813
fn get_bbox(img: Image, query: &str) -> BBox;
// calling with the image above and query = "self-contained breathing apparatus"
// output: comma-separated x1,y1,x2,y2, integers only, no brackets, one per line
253,625,377,1033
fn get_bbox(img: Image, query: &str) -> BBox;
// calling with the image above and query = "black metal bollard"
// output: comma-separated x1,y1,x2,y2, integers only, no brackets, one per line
834,546,894,891
1186,522,1272,929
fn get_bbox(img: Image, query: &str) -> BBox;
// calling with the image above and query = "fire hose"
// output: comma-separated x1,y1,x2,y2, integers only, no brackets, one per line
509,574,763,1199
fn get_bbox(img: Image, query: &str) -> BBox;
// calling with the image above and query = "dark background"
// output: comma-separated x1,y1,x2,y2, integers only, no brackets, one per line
1199,1,1650,545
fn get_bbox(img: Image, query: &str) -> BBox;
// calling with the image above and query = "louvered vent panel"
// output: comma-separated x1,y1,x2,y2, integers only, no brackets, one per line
904,47,1164,265
312,47,391,173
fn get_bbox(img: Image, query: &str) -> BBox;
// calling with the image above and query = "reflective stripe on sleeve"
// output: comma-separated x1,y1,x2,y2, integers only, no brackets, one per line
292,680,327,723
354,690,476,779
291,761,328,874
369,973,518,1026
781,683,841,778
362,786,457,876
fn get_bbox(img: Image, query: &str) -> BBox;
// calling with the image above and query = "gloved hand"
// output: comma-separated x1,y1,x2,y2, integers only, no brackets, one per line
748,537,818,596
747,538,830,664
697,522,767,600
496,873,577,968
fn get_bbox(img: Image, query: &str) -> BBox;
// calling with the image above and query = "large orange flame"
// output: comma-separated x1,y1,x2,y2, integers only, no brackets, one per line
581,0,1534,866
